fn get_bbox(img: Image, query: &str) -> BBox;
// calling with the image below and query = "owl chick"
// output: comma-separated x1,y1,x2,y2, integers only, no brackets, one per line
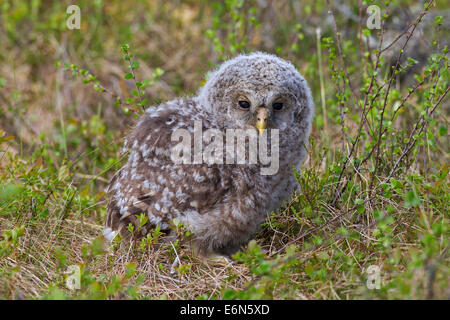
104,52,314,257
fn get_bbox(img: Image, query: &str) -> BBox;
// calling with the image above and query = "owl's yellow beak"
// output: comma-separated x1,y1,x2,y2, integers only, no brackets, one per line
255,108,267,136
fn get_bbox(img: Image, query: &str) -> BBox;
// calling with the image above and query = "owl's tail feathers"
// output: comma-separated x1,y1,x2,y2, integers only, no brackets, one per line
103,227,119,243
104,193,124,242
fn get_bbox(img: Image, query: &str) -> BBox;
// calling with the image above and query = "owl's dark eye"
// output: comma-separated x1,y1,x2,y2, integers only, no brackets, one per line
273,102,283,111
238,100,250,109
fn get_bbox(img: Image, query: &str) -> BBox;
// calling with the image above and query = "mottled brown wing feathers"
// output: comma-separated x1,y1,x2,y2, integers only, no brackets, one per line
105,101,232,238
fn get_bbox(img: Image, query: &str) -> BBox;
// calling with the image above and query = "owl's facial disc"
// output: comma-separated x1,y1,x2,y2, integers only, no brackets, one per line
233,95,271,134
225,84,299,135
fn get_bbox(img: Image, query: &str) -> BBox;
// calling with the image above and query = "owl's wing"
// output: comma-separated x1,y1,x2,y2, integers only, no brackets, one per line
104,100,233,239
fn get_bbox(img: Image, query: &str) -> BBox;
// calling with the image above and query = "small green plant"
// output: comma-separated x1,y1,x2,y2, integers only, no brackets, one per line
0,225,25,258
58,44,164,116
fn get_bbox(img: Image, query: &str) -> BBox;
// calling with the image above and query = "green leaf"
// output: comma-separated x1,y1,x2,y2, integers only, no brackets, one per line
373,210,384,221
131,60,140,69
153,67,164,77
407,57,418,64
404,190,421,208
257,261,271,274
390,178,403,190
124,73,133,80
121,43,130,53
222,289,236,300
435,15,443,25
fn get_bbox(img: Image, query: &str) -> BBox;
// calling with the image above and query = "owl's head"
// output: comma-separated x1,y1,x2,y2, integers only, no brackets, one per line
198,52,313,136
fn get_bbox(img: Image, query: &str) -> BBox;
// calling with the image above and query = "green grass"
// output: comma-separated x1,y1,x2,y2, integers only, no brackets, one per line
0,0,448,299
